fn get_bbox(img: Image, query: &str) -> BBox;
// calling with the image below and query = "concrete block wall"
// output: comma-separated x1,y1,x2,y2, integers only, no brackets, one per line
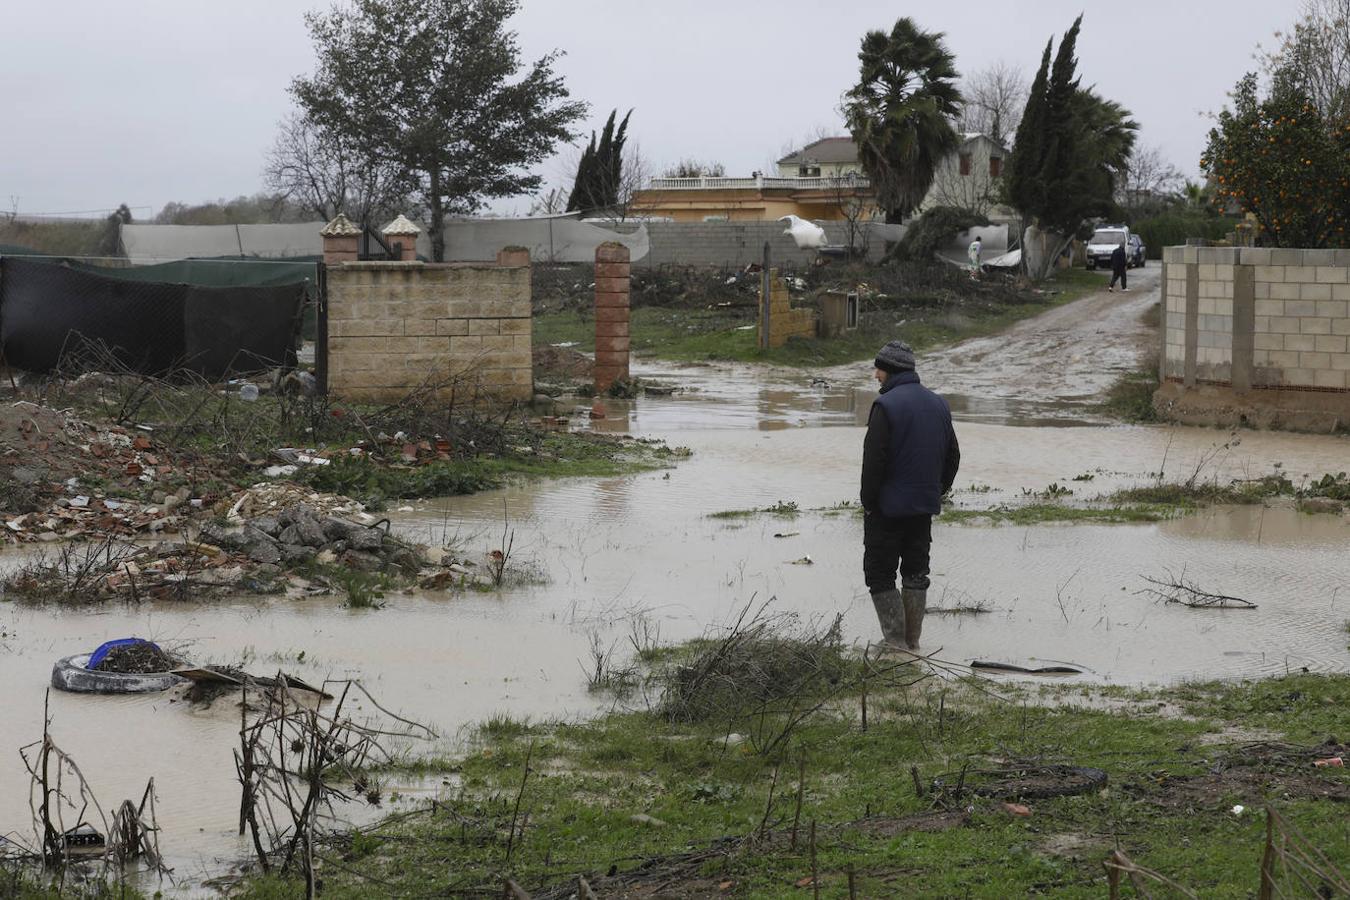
763,271,817,347
1158,245,1350,429
326,254,531,403
612,221,884,268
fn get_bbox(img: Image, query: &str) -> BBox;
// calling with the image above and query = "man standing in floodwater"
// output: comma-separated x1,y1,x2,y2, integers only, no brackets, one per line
860,341,960,651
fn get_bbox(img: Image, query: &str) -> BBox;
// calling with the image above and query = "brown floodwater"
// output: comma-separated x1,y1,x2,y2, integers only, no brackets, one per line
2,271,1347,889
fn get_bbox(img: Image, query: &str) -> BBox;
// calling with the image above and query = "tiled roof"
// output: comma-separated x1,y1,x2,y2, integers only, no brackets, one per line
777,137,858,166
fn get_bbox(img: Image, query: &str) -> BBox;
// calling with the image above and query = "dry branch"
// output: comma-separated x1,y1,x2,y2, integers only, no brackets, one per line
1139,572,1256,609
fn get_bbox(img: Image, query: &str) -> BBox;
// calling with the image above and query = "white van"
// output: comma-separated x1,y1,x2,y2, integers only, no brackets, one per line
1085,226,1129,270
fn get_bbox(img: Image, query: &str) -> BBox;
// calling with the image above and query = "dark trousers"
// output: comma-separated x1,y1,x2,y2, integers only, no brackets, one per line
1110,267,1127,289
863,513,932,593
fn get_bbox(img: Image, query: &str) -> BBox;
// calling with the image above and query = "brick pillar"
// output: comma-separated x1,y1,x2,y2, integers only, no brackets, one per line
497,246,531,268
594,242,631,393
321,213,360,265
381,214,421,262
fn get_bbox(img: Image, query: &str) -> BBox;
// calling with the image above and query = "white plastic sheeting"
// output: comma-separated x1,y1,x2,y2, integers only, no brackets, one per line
120,215,649,264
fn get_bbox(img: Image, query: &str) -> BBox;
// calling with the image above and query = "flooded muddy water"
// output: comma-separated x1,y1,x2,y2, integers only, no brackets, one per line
1,270,1347,888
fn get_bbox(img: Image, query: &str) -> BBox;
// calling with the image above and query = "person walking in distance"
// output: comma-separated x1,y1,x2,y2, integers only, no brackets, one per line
860,341,960,651
1108,240,1128,292
967,235,982,278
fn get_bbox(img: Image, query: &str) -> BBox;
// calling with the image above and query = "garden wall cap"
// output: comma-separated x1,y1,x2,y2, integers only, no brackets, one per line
381,214,421,237
320,213,362,237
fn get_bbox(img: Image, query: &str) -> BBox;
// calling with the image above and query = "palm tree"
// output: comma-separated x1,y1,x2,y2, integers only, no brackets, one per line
843,19,963,224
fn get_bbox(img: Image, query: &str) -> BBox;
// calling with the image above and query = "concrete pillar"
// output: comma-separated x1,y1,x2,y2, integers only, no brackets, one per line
381,214,421,262
320,213,360,265
594,242,631,393
1183,263,1199,387
1231,264,1256,392
1159,260,1168,384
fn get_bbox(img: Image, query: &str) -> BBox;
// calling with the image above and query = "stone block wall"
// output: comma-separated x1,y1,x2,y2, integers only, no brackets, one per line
763,272,817,348
326,253,531,403
1158,245,1350,429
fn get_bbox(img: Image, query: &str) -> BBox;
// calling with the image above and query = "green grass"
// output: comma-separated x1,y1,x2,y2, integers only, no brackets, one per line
1111,474,1296,508
941,502,1176,525
535,269,1103,368
302,433,686,508
1099,364,1162,423
233,664,1350,899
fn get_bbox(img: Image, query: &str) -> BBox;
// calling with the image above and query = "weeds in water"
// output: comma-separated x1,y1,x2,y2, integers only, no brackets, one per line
482,714,532,740
709,499,800,520
628,616,664,663
337,571,389,610
582,633,642,696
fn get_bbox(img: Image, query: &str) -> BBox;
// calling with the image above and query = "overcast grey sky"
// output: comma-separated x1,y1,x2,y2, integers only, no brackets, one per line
0,0,1295,220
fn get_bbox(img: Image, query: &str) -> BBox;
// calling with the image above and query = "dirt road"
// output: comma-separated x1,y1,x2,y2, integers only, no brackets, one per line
915,266,1160,423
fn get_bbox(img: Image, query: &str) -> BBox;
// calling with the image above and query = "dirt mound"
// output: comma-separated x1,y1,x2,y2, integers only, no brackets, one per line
534,345,593,378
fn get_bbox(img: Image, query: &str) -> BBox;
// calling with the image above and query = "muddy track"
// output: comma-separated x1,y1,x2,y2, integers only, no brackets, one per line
918,267,1160,419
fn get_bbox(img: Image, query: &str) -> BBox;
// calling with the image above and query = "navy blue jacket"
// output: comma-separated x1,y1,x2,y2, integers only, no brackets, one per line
860,371,960,517
1110,244,1127,274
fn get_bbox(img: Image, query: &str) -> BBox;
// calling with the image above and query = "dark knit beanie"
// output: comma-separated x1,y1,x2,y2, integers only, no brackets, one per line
874,340,915,374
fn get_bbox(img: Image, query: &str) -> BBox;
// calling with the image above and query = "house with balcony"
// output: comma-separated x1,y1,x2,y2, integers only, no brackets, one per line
630,133,1013,224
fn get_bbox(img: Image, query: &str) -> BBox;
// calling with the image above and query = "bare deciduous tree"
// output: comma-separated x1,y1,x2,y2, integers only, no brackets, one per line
527,186,568,217
1119,144,1184,215
928,161,999,217
827,174,874,255
1259,0,1350,119
264,111,416,226
958,61,1028,146
661,158,726,179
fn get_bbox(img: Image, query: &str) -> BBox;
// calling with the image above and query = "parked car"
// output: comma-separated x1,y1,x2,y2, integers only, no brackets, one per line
1128,234,1146,268
1085,226,1129,270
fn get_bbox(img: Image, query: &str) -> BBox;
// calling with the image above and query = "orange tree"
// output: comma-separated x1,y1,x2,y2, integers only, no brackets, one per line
1202,73,1350,248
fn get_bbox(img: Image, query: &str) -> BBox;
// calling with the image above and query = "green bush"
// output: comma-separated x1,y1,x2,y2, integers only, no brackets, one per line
890,206,990,262
1132,212,1237,258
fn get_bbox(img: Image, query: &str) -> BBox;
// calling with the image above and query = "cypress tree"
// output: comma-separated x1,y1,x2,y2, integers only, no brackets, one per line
1005,40,1052,219
567,109,632,213
1005,16,1137,276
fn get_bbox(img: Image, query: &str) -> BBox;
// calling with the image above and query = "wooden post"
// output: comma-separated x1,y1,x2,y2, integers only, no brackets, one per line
810,819,820,900
1258,808,1276,900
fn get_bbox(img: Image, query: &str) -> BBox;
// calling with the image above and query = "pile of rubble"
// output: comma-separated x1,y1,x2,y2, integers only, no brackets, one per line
5,481,498,605
0,401,221,544
200,501,417,573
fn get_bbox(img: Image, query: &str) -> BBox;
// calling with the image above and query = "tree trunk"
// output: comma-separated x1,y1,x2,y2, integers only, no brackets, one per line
1024,223,1076,281
427,169,445,262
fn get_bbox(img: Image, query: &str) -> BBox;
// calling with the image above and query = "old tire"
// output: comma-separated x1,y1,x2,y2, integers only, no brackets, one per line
51,654,185,694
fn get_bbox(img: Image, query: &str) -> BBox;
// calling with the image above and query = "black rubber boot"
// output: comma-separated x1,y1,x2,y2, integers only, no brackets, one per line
870,589,906,647
901,587,927,650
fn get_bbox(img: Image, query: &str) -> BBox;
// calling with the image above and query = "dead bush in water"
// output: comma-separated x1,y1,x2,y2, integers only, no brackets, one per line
14,693,165,877
2,535,222,606
2,536,137,605
657,602,854,755
235,679,434,896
